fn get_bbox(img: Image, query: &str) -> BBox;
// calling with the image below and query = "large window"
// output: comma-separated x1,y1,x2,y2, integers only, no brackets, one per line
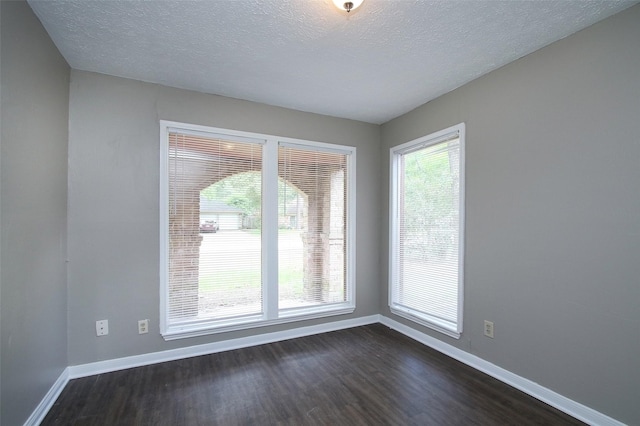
389,123,465,338
160,121,355,340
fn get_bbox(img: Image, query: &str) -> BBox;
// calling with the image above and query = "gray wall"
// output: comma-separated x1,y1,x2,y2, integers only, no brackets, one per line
67,71,381,365
0,1,70,425
380,5,640,425
2,1,638,424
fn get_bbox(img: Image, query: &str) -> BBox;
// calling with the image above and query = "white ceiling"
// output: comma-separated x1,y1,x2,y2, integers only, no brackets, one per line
28,0,637,124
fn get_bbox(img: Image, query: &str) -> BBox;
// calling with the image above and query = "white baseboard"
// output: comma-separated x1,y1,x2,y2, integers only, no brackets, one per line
30,315,623,426
69,314,379,379
23,367,69,426
379,315,624,426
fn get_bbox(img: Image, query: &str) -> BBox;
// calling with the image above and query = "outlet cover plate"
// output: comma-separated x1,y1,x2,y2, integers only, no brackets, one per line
138,319,149,334
96,320,109,336
484,320,494,338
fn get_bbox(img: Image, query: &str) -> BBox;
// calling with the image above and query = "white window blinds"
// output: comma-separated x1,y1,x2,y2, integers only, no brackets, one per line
161,121,356,340
167,131,263,327
390,124,465,338
278,144,349,310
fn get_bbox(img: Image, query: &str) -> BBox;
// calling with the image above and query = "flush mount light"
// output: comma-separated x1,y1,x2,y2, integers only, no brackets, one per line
333,0,364,13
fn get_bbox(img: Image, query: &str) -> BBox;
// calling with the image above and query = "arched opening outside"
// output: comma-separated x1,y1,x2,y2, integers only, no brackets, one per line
163,124,354,337
197,173,310,318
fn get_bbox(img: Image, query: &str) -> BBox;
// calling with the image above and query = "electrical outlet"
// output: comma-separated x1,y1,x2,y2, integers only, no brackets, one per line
484,320,494,338
96,320,109,336
138,319,149,334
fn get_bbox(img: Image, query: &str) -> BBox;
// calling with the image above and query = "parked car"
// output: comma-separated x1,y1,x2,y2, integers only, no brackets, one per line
199,220,219,233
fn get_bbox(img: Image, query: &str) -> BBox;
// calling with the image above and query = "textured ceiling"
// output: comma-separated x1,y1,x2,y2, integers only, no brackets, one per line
28,0,637,124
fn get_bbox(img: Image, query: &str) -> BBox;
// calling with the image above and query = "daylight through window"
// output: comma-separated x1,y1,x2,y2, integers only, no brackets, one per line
389,123,465,338
160,122,355,339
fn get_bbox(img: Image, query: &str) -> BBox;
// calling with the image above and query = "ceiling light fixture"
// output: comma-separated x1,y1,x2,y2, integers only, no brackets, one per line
333,0,364,13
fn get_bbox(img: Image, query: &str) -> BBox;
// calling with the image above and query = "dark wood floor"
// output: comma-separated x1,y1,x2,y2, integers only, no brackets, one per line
43,324,584,425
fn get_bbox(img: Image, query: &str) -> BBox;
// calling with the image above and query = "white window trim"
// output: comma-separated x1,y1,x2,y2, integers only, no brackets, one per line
388,123,465,339
160,120,356,340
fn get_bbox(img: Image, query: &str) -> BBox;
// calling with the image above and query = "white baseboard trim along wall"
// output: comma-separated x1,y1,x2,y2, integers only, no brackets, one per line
67,315,379,379
27,314,623,426
378,316,624,426
24,367,70,426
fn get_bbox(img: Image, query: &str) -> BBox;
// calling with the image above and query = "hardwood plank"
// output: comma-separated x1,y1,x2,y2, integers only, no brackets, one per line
42,324,584,425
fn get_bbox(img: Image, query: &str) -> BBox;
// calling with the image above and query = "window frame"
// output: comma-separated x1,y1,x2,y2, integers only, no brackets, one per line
388,123,465,339
160,120,356,340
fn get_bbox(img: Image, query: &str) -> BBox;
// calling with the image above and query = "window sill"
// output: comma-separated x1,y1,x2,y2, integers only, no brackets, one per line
162,304,355,341
390,306,461,339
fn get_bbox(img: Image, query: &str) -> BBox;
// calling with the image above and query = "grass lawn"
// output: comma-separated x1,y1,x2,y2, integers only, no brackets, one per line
198,229,305,312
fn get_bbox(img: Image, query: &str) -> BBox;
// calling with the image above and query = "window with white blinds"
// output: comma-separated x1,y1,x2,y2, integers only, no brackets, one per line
278,144,349,312
389,123,465,338
160,121,355,340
